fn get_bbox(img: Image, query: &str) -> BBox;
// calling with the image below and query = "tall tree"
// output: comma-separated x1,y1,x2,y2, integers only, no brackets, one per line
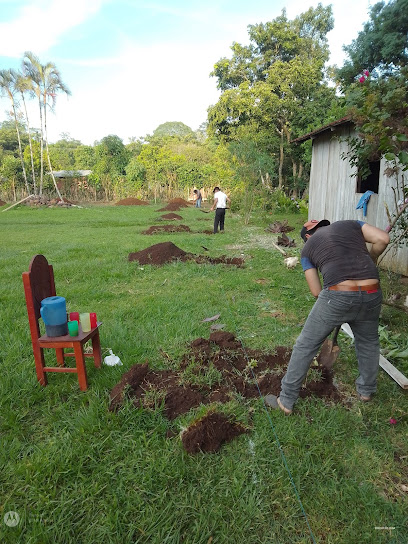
336,0,408,85
14,71,37,194
208,4,335,193
0,69,30,194
22,51,71,200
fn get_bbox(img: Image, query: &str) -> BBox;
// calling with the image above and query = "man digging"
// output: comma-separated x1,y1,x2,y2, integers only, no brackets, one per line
276,219,390,415
210,186,231,234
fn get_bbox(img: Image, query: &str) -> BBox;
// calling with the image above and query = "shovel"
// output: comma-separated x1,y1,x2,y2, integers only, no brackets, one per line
318,325,341,369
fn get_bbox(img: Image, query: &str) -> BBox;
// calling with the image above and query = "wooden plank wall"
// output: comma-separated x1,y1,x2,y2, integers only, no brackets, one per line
308,126,408,275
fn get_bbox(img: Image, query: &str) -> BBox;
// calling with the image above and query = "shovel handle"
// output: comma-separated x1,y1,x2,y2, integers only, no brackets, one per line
332,325,341,344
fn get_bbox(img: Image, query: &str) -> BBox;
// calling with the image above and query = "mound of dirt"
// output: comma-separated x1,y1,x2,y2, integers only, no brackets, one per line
116,198,149,205
160,213,183,220
142,224,191,235
181,412,247,454
25,196,74,207
109,331,341,451
0,199,6,206
128,241,245,267
157,198,191,212
128,241,189,265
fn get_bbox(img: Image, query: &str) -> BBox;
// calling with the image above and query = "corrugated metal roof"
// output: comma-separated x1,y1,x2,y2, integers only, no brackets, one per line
292,116,353,143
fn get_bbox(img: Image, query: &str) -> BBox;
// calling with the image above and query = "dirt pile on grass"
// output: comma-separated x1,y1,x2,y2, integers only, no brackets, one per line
157,198,191,211
0,199,6,206
116,198,149,205
128,241,245,267
26,196,73,207
128,241,189,265
160,213,183,220
181,412,248,454
109,331,341,452
142,224,191,234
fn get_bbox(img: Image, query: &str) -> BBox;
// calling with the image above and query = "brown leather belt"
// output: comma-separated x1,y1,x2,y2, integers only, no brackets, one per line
328,283,379,293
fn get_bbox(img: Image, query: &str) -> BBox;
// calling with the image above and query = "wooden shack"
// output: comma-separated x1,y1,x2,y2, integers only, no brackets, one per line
294,118,408,275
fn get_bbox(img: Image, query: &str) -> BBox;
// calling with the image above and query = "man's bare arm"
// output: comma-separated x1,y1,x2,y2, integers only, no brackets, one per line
305,268,322,297
361,223,390,263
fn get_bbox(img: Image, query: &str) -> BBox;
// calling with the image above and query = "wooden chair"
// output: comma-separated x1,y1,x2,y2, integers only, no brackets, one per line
22,254,102,391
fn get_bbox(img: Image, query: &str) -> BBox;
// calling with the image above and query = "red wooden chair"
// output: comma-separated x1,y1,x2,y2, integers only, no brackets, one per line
22,254,102,391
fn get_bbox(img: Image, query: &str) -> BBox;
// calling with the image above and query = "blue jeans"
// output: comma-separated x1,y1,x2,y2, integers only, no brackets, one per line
195,198,202,208
279,288,382,410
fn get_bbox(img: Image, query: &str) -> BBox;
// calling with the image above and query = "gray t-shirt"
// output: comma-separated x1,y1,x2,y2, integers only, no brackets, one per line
301,220,379,288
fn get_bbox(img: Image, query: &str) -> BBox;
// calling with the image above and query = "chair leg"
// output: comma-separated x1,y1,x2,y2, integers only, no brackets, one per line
73,343,88,391
55,348,65,367
33,344,48,386
92,331,102,368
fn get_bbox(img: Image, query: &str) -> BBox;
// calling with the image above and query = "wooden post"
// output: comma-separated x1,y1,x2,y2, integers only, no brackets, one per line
2,194,34,212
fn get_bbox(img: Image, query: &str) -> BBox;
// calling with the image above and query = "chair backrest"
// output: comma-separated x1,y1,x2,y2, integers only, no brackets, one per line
22,255,56,339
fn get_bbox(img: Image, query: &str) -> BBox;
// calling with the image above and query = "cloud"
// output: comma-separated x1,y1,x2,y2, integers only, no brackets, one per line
0,0,106,57
46,39,223,144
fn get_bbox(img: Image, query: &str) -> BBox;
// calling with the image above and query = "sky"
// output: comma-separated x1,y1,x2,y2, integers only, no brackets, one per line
0,0,373,146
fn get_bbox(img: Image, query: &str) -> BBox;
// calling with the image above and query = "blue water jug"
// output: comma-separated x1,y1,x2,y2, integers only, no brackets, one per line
40,296,68,336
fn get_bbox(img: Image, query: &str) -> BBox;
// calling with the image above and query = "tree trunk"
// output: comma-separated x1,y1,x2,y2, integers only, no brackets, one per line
278,130,284,190
11,99,30,194
43,94,64,202
21,93,37,195
38,96,44,196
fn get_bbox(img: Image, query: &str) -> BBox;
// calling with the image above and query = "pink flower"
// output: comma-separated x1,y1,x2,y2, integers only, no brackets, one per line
364,70,370,77
389,418,397,425
359,76,366,83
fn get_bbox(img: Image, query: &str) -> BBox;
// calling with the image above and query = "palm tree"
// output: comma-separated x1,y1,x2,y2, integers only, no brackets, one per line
0,69,30,194
22,52,71,201
15,71,37,195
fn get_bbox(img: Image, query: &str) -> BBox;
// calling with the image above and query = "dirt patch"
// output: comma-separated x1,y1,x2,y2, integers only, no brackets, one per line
128,241,244,267
109,331,341,452
181,412,248,454
160,213,183,220
25,196,74,207
142,224,191,234
0,199,6,206
116,198,149,205
157,198,191,211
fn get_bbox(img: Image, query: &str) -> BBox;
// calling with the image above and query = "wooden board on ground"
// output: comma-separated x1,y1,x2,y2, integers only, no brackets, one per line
341,323,408,390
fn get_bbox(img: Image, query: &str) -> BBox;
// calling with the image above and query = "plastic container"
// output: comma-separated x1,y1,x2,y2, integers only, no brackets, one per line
80,313,91,333
40,296,68,337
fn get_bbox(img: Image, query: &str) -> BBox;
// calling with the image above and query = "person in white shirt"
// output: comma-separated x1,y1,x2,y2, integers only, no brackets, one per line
210,186,231,233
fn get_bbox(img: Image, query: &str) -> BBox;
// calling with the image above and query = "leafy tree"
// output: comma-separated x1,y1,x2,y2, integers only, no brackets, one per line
74,145,96,170
93,135,129,198
49,135,82,170
0,120,28,155
208,5,336,195
152,121,195,140
0,155,21,197
336,0,408,86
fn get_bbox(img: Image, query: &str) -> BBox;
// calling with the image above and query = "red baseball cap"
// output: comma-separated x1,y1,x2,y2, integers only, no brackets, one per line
300,219,330,241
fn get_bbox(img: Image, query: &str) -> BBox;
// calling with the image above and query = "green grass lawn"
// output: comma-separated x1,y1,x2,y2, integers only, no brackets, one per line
0,202,407,544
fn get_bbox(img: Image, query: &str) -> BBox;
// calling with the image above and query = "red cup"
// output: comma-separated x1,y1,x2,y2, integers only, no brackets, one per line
90,312,97,328
70,312,80,322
